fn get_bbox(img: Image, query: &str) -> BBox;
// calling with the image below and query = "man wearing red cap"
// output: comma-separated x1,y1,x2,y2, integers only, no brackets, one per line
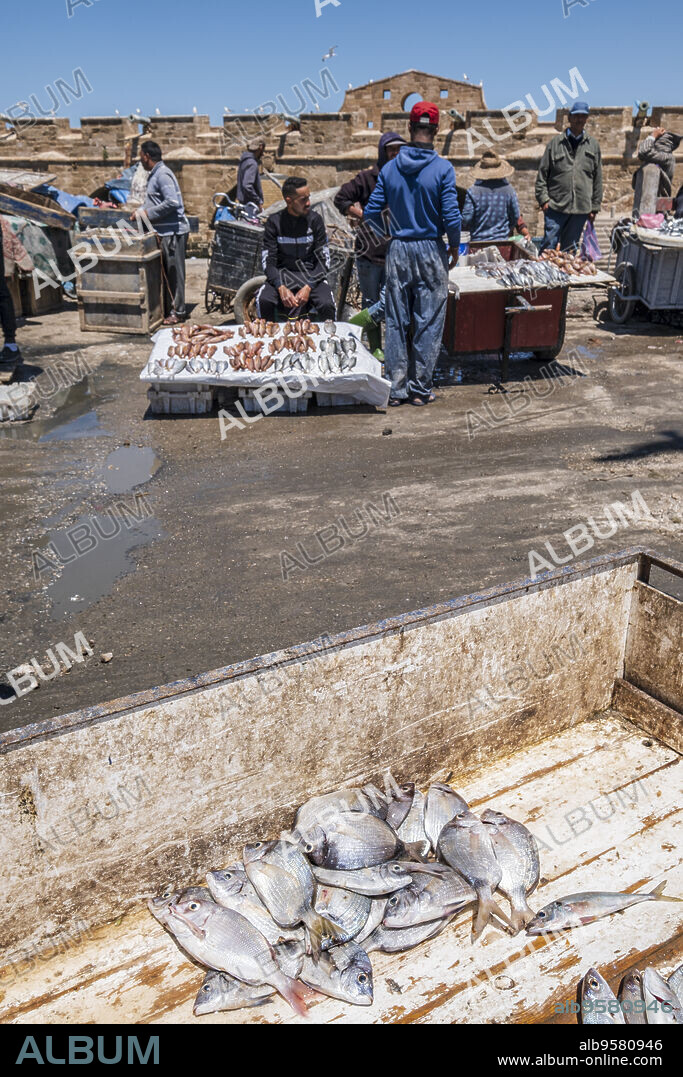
363,101,461,406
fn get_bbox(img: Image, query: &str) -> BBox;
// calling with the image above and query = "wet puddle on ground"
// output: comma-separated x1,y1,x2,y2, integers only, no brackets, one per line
0,378,110,442
44,508,163,621
100,446,161,494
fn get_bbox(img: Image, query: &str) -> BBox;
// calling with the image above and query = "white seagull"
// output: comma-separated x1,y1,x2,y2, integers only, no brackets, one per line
322,46,338,62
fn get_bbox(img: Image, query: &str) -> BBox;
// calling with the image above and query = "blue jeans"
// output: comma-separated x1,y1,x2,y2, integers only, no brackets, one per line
540,209,588,253
356,256,385,310
384,238,449,401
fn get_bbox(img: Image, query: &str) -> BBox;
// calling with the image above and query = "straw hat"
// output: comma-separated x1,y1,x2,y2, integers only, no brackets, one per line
470,150,514,180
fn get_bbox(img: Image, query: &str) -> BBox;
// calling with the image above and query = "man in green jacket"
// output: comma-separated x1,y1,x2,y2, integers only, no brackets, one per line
536,101,603,252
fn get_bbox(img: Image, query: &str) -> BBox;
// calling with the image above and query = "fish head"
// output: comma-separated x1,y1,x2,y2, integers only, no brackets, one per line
296,825,327,865
382,885,419,928
206,867,246,900
337,948,374,1006
242,839,279,865
147,883,181,921
169,895,215,932
619,970,643,1001
581,967,616,1011
379,861,413,886
193,971,230,1016
525,900,575,934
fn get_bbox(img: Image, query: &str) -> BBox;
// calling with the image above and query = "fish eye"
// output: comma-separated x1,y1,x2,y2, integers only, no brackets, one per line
390,864,402,873
252,842,262,849
537,911,546,919
305,843,314,853
589,978,599,989
388,896,398,906
357,973,368,984
188,902,199,911
162,886,173,898
224,872,232,879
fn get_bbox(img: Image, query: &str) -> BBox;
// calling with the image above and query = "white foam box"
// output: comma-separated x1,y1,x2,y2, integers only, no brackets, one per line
237,388,311,415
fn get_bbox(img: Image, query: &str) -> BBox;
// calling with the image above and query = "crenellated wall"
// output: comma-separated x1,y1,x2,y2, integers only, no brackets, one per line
1,85,681,252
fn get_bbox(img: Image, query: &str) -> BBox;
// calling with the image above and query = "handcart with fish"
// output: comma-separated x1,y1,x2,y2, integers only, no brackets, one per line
608,219,683,324
444,239,615,381
205,187,358,322
1,547,680,1024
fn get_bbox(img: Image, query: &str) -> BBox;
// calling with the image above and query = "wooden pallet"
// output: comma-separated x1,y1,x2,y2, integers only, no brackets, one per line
0,712,679,1025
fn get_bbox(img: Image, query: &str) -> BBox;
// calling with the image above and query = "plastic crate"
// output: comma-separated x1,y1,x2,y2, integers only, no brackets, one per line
314,392,364,408
147,386,214,415
237,388,310,415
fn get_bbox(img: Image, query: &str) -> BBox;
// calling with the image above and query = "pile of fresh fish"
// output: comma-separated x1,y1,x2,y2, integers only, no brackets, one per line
148,780,545,1017
657,216,683,238
145,320,359,380
539,247,598,276
474,259,570,289
578,963,682,1025
148,777,679,1019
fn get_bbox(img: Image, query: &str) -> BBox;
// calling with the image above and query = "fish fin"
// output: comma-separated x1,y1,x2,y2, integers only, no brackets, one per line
305,912,341,956
646,879,683,902
472,895,517,941
510,901,536,933
275,973,309,1018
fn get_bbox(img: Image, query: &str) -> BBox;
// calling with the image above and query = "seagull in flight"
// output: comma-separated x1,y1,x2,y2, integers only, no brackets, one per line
322,46,338,62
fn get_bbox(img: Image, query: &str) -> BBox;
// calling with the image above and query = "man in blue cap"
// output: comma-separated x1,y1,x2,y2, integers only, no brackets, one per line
536,101,603,252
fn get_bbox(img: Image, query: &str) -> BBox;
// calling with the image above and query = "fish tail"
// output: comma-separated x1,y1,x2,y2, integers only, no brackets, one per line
472,892,517,941
647,880,683,902
510,895,537,933
304,911,341,955
273,973,308,1017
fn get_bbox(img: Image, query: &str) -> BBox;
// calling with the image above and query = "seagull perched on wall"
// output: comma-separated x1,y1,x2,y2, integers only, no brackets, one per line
322,46,337,62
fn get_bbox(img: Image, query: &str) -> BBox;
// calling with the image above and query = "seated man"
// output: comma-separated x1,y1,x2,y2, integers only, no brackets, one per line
256,176,336,322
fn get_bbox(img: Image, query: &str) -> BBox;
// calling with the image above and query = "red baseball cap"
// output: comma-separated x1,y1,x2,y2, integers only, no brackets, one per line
409,101,440,126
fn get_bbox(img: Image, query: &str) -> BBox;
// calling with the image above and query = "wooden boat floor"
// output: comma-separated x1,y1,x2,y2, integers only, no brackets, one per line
1,711,680,1025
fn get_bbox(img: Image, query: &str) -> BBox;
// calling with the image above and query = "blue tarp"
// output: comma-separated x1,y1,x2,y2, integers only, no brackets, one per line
34,184,95,214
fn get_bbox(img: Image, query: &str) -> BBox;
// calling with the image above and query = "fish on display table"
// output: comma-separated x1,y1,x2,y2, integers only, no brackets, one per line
296,811,401,870
167,895,308,1016
668,963,683,1006
314,884,372,944
193,970,275,1016
382,864,475,930
396,789,430,861
579,967,626,1025
243,839,338,955
299,941,374,1006
525,880,680,935
437,811,516,940
311,861,413,897
618,970,647,1025
641,967,682,1025
481,808,540,933
424,783,469,853
363,914,455,954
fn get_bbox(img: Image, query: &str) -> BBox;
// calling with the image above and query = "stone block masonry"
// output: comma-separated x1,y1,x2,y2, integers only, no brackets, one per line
1,71,681,254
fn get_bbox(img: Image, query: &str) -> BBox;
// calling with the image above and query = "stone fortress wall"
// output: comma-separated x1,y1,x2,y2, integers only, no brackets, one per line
1,70,681,252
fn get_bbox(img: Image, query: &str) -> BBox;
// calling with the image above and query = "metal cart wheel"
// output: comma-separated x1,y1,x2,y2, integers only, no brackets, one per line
609,263,636,324
233,275,266,324
204,283,221,314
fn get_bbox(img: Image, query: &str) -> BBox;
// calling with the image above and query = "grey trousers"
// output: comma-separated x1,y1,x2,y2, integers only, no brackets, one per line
384,238,449,400
160,232,188,317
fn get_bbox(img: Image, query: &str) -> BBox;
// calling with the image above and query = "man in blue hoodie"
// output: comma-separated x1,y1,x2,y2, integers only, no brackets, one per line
363,101,461,406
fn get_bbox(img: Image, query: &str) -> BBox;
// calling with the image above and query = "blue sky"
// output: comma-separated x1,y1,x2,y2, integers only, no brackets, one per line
3,0,681,125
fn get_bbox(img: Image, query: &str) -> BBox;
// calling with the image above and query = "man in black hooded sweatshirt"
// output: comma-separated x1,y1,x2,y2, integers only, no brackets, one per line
334,132,405,352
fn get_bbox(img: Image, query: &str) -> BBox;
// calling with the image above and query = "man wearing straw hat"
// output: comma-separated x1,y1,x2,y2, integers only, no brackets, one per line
462,150,531,244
